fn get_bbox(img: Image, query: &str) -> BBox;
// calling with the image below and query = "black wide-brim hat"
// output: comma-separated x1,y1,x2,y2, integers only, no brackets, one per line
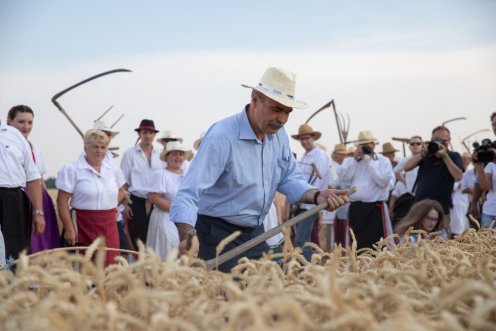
135,119,159,133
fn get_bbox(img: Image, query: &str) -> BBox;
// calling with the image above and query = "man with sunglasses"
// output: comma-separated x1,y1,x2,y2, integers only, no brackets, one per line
404,126,464,220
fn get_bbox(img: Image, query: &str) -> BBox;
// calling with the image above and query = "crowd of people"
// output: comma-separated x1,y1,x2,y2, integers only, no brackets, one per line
0,67,494,270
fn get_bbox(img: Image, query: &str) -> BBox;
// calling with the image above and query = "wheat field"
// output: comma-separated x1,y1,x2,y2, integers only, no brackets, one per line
1,228,495,331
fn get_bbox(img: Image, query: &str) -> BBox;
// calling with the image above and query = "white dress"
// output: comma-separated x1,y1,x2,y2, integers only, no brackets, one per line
146,169,183,259
450,180,469,235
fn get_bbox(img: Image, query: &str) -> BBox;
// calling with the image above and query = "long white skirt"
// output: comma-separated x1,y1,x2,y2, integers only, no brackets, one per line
450,189,469,235
146,209,180,259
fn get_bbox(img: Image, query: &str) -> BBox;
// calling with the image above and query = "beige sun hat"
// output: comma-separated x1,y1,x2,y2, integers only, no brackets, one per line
355,130,378,145
346,145,356,155
157,130,183,143
241,67,308,109
93,120,119,138
291,123,321,141
193,131,206,151
380,142,399,154
333,143,347,155
160,141,191,161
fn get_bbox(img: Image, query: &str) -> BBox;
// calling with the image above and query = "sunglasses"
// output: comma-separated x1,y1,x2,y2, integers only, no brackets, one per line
409,142,422,146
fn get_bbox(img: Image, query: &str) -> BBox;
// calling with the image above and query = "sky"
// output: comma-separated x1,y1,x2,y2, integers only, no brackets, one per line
1,0,495,177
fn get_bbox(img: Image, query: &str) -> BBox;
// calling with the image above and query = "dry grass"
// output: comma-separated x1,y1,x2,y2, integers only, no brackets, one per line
1,228,495,331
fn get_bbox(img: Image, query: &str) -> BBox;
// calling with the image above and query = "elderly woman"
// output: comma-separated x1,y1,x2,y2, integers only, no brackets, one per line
7,105,59,253
394,199,451,243
56,129,126,266
146,141,189,259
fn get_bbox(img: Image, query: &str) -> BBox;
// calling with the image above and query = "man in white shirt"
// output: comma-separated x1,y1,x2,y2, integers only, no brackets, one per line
292,123,330,260
0,119,44,263
337,131,395,249
389,135,423,223
120,119,165,248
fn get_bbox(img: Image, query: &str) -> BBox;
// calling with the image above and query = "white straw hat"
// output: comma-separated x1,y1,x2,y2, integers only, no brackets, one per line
157,130,183,143
160,141,191,161
241,67,308,109
93,120,119,138
355,131,378,145
193,131,205,151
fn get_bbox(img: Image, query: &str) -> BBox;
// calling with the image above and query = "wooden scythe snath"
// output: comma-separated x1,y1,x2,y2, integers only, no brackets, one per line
392,137,410,157
51,68,132,138
305,99,350,144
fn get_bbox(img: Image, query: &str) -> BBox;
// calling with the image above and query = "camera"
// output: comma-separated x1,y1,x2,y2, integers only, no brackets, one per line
362,145,373,155
473,139,496,163
427,139,444,156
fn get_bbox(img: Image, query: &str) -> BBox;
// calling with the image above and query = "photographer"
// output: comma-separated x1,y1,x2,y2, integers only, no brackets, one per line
469,112,496,220
336,130,395,249
404,126,463,221
473,139,496,228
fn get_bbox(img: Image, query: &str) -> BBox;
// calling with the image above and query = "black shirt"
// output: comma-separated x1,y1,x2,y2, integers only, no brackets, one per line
414,151,464,213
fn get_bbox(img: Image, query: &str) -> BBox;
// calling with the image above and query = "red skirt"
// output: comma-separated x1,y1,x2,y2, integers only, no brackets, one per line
74,208,119,266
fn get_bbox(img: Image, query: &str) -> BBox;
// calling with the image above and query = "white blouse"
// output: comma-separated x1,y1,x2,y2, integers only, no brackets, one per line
56,154,125,210
148,168,184,202
0,121,40,187
31,143,47,176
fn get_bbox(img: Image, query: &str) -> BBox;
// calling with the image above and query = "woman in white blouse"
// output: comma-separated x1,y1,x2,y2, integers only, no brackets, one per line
7,105,59,253
56,129,126,266
146,141,189,259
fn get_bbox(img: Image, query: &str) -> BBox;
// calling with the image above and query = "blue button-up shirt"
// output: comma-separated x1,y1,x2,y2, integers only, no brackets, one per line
170,107,312,227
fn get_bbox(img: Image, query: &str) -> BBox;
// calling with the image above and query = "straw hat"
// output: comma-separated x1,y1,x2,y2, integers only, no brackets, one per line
160,141,191,161
346,145,356,155
135,119,158,133
93,120,119,138
333,143,347,155
157,130,183,143
193,132,206,151
241,67,308,109
355,130,378,145
291,123,321,141
380,142,399,154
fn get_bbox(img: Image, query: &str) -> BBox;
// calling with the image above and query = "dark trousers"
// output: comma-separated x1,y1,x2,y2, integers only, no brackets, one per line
0,187,32,260
127,194,152,248
195,214,269,273
349,201,386,250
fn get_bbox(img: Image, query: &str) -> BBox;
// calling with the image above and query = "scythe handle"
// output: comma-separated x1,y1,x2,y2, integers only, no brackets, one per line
205,187,356,270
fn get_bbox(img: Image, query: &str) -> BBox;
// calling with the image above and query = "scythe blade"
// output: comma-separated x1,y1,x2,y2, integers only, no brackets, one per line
51,68,132,138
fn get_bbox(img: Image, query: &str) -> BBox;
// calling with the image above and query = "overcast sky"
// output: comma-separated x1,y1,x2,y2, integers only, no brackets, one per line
1,0,495,177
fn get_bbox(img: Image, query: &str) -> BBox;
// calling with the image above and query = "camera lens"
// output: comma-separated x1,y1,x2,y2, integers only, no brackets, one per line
362,145,372,155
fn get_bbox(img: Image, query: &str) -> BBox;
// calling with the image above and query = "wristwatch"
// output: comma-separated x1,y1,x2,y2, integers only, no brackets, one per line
313,191,321,205
32,209,44,216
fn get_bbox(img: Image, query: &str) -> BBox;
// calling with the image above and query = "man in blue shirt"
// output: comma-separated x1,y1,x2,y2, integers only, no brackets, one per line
170,67,348,272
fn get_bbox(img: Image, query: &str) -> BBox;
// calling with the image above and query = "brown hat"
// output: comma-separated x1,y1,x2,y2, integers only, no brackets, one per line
291,123,322,141
355,130,377,145
380,142,399,154
333,143,347,155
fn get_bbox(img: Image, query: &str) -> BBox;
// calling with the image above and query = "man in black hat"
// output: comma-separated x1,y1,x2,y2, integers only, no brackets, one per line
120,119,164,247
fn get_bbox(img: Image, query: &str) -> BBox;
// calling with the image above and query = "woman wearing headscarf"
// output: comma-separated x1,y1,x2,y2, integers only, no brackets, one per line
56,129,126,266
